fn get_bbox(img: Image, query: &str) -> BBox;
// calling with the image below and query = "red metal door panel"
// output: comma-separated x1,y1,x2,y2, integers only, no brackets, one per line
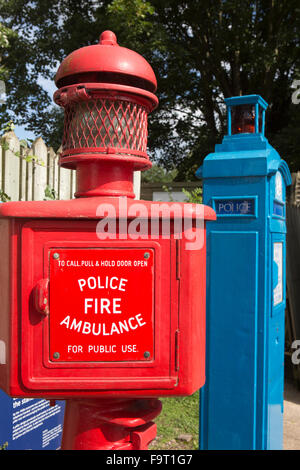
49,248,154,363
19,220,178,395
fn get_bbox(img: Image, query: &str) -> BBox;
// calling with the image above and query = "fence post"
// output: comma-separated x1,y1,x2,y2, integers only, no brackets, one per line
2,131,20,201
32,137,48,201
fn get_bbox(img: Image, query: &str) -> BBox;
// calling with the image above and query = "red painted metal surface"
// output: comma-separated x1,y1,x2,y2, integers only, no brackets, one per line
75,161,136,198
34,278,49,316
0,214,213,398
61,398,162,450
49,248,154,362
55,31,157,96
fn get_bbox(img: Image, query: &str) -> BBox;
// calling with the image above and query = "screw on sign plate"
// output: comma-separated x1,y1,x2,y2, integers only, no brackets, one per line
53,253,60,260
144,351,151,359
144,252,150,259
53,352,60,359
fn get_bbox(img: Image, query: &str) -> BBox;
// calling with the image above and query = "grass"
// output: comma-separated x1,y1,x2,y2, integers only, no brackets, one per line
149,393,199,450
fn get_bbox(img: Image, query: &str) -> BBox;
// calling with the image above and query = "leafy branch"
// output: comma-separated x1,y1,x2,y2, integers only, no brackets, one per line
182,187,202,204
0,189,10,202
44,185,57,200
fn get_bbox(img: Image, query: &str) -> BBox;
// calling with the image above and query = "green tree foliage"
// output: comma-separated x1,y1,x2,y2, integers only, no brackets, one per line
0,1,299,177
182,187,202,204
141,164,178,183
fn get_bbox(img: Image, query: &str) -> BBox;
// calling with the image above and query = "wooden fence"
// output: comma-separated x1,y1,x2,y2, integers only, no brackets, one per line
0,131,76,201
286,204,300,388
287,171,300,206
0,131,141,201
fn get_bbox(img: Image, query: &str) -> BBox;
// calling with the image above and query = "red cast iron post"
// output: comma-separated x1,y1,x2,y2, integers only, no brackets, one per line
54,31,161,450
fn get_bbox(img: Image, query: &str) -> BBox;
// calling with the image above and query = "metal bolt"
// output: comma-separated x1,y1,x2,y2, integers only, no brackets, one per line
53,352,60,359
53,252,60,260
144,252,150,259
144,351,150,359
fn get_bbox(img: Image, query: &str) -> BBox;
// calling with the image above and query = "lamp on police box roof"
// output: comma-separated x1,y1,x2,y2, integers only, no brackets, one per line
225,95,267,136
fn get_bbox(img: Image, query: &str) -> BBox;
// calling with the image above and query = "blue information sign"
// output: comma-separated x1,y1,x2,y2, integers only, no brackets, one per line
0,391,65,450
214,198,255,216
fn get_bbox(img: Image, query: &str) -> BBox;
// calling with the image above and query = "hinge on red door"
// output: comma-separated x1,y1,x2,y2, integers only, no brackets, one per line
175,330,180,371
33,278,49,315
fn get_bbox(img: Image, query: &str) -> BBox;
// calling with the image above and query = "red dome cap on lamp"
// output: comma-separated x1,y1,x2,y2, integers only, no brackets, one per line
53,31,158,198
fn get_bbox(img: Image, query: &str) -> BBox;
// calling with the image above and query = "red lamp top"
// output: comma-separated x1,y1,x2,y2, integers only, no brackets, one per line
55,30,157,94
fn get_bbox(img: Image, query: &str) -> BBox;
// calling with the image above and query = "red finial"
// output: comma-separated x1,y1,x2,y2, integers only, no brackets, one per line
99,30,118,46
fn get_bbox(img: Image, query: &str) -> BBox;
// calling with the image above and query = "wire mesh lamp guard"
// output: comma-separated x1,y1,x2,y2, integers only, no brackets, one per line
62,95,149,163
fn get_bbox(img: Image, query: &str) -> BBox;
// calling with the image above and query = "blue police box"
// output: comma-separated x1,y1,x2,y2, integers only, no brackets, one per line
197,95,291,450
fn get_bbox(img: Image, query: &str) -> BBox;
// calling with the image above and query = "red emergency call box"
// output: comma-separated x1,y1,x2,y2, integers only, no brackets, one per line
0,31,215,402
0,199,214,399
